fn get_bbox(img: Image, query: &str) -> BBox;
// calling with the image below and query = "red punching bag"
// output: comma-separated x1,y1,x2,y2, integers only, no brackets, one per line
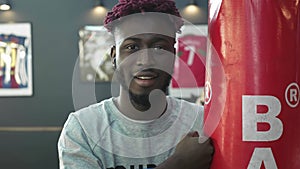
204,0,300,168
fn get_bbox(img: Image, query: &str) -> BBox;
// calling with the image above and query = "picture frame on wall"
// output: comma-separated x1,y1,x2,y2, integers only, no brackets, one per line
78,25,114,82
169,24,208,104
0,22,33,97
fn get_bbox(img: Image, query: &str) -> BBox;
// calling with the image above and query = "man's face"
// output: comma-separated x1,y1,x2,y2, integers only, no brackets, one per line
112,14,177,98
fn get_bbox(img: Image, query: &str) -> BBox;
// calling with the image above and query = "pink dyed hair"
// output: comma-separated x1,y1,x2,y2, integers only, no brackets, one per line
104,0,183,33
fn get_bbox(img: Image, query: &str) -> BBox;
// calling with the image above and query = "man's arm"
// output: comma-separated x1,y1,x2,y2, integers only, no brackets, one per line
156,131,214,169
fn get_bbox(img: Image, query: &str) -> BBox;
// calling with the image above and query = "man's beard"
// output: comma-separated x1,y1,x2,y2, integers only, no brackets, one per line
114,68,171,111
128,75,171,111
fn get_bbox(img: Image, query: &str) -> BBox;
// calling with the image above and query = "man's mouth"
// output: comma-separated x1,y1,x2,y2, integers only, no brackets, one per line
133,70,159,87
135,74,158,80
134,70,158,79
136,76,154,80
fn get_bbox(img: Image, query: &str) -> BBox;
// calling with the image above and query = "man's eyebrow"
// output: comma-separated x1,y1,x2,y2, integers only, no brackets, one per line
122,37,171,43
123,37,142,42
117,37,141,46
151,37,174,44
117,36,174,45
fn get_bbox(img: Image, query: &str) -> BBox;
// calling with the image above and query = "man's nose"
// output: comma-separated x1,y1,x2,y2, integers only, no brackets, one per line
136,48,155,66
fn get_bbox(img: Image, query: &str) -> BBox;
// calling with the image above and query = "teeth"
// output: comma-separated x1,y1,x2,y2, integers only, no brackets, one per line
137,76,153,80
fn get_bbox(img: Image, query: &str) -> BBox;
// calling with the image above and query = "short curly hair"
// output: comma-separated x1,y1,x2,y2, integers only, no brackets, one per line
103,0,183,33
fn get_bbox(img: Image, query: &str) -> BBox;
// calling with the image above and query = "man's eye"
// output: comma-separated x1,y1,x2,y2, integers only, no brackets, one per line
126,44,139,51
153,45,163,50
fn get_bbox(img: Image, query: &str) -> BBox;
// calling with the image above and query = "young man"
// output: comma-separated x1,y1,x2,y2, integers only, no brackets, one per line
58,0,213,169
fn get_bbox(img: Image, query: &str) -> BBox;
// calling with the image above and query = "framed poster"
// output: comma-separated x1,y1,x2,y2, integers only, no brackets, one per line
0,23,33,96
169,24,207,103
79,26,114,82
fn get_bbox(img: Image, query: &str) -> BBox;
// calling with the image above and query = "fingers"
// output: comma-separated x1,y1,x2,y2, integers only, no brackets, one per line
203,138,214,156
198,135,209,143
186,131,210,144
187,131,199,137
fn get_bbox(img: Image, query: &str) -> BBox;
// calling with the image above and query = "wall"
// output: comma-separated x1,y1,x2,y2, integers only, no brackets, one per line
0,0,207,168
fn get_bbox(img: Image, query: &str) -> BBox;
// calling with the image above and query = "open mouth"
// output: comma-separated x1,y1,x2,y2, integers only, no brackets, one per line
134,70,158,79
133,70,159,86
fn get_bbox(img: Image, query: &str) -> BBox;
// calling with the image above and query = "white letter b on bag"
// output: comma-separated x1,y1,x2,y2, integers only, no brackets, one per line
242,95,283,141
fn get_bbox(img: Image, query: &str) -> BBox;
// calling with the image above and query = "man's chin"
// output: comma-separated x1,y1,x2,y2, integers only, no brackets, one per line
129,91,150,105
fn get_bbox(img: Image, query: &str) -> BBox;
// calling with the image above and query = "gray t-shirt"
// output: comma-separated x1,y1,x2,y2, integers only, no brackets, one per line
58,96,203,169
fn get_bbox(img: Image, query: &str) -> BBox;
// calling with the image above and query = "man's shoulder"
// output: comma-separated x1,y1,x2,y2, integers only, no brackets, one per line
64,98,116,143
67,98,115,130
168,96,203,111
72,98,114,117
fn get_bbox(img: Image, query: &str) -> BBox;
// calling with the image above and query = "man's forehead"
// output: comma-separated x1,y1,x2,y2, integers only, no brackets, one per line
112,13,177,42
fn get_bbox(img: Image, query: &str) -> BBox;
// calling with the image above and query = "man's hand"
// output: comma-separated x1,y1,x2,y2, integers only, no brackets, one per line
173,131,214,169
155,131,214,169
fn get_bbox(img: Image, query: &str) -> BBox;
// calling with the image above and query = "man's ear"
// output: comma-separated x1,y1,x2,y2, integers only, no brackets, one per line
110,46,116,68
